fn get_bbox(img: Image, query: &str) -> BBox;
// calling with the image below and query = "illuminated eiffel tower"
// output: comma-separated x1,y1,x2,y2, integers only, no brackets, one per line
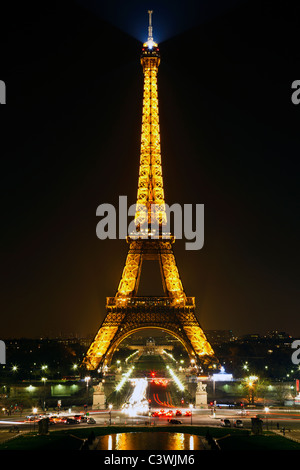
83,12,217,372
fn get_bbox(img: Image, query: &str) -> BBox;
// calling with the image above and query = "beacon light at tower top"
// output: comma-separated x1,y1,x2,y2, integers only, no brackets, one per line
143,38,158,50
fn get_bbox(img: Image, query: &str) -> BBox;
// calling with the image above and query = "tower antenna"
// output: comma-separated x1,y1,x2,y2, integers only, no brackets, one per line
148,10,153,41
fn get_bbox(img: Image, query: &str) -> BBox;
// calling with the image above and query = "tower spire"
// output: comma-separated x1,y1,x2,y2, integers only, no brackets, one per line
148,10,153,41
136,11,166,233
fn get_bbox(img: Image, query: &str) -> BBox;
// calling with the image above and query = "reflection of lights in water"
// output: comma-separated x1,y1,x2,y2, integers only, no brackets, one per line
172,433,185,450
97,433,201,450
116,433,122,450
122,378,149,416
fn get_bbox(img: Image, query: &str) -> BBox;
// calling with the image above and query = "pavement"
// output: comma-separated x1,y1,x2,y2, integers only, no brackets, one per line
272,429,300,444
0,429,27,445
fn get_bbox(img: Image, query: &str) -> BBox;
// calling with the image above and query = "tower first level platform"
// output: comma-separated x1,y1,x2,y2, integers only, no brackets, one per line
83,296,216,371
83,238,217,371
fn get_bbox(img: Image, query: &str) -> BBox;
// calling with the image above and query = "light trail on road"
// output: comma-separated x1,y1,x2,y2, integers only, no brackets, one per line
122,378,149,416
166,366,184,391
115,366,134,392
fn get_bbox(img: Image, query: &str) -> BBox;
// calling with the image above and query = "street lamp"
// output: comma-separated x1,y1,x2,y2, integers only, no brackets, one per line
148,398,152,425
189,404,193,425
246,376,258,405
109,404,113,425
264,406,270,430
41,377,47,411
85,376,91,410
32,407,38,432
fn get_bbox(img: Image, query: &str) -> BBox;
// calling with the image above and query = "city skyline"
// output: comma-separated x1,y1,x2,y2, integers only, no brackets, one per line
1,1,299,339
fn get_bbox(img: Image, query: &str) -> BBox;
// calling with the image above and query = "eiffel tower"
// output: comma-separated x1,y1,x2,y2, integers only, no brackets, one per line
83,12,217,372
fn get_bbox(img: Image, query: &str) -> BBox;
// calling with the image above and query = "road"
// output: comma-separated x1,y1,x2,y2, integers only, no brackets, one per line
106,407,300,432
1,407,300,433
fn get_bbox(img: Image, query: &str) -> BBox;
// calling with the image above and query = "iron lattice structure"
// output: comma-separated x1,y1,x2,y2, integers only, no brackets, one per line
83,13,217,371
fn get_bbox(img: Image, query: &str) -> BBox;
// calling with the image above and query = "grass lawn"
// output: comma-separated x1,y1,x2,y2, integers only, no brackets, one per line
134,355,166,371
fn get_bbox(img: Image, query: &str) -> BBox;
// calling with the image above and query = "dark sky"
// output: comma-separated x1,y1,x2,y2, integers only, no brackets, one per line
1,0,299,339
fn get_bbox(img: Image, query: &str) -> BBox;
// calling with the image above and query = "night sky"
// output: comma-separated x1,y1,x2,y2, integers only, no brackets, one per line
1,0,299,339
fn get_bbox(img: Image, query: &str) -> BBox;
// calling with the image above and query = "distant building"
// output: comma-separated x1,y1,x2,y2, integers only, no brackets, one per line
266,331,292,341
205,330,236,345
241,334,261,342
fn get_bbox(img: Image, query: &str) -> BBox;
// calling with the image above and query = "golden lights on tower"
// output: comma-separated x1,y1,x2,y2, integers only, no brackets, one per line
82,12,216,371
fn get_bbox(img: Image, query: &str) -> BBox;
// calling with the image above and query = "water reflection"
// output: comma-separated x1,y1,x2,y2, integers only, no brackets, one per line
96,432,203,450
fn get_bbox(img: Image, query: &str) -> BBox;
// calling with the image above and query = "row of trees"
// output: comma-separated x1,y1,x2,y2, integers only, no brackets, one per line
210,377,296,406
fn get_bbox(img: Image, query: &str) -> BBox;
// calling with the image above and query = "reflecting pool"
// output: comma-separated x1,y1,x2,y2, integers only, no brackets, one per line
96,432,204,450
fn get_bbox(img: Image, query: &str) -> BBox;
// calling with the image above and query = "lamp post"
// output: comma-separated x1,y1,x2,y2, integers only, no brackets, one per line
32,407,38,432
109,404,113,425
246,376,258,405
84,376,91,411
41,377,47,411
264,406,269,430
148,398,152,425
189,404,193,425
